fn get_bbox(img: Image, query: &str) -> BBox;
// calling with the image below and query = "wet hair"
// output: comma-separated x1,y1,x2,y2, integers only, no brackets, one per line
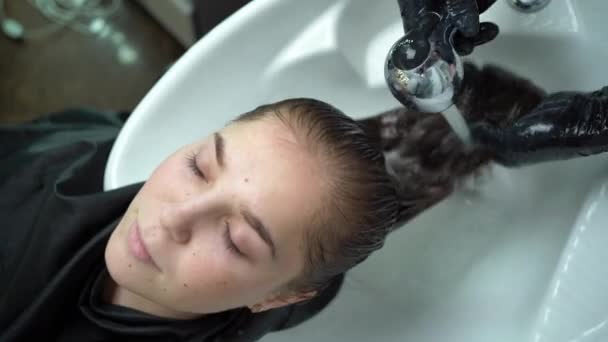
234,98,401,293
231,63,545,294
357,62,546,225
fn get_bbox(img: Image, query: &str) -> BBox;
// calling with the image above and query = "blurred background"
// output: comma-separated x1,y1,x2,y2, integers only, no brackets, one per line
0,0,249,123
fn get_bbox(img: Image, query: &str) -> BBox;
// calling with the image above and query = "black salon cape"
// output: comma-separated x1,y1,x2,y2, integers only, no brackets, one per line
0,110,342,342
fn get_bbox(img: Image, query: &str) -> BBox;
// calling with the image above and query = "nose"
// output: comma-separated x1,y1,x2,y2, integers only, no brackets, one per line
159,193,226,244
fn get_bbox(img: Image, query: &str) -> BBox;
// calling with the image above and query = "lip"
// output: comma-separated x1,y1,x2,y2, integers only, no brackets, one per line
128,219,160,270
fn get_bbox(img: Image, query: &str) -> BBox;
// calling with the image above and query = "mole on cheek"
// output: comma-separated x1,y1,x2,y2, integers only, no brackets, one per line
244,177,249,183
183,283,189,288
128,264,132,268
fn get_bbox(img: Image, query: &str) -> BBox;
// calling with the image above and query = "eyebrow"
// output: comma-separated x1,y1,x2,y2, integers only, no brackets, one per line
214,132,225,169
216,131,277,259
242,209,277,259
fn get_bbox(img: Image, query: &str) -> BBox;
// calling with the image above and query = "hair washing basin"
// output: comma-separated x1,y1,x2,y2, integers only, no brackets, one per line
104,0,608,341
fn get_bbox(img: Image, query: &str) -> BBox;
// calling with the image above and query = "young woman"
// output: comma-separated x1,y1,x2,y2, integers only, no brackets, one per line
0,99,399,342
2,61,606,341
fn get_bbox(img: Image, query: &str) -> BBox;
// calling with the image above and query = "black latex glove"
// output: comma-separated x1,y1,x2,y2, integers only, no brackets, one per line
397,0,499,55
472,86,608,167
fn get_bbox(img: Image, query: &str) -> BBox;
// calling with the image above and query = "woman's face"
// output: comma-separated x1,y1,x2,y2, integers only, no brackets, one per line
105,118,325,318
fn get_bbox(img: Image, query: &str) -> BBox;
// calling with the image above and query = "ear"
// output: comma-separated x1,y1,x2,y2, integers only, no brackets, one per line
249,290,317,313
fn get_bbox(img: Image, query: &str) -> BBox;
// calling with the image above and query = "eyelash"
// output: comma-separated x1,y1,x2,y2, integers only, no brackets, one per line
223,221,245,258
186,151,207,181
187,150,243,258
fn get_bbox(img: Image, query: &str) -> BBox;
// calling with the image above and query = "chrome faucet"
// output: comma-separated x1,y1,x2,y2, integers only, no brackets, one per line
384,10,463,113
507,0,551,13
385,0,551,112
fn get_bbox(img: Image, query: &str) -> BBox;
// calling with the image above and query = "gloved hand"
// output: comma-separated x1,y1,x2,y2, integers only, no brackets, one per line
397,0,499,55
472,86,608,167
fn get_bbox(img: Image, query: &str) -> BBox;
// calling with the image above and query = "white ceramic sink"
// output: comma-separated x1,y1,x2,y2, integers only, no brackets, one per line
104,0,608,341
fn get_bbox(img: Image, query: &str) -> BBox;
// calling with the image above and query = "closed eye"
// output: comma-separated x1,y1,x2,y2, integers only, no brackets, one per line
186,151,207,181
223,221,246,258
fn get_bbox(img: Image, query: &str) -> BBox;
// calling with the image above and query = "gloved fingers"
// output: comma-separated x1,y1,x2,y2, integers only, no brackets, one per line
552,87,608,118
452,22,498,55
471,122,505,147
591,89,608,115
445,0,480,37
453,38,475,56
419,11,443,38
471,123,530,166
399,0,431,32
476,0,498,14
471,85,608,167
590,86,608,100
471,22,499,45
521,92,581,118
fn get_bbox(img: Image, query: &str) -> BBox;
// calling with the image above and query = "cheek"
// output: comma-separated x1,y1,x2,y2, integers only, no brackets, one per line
179,251,245,293
143,158,187,196
173,250,277,308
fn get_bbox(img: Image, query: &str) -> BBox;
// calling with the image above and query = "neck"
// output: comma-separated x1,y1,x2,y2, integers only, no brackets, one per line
102,276,201,320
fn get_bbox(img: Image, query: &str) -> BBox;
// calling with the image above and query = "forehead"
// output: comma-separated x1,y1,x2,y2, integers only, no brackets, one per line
222,118,327,260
